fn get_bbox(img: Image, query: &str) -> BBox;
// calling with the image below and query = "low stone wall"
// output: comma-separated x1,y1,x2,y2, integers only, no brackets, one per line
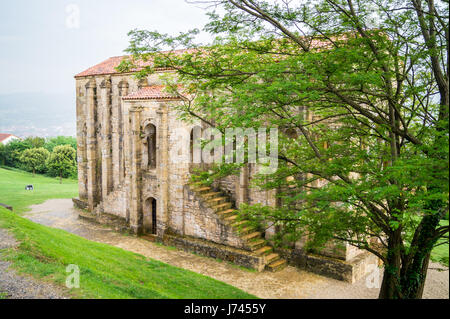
74,198,129,233
72,198,88,210
161,233,266,272
278,248,379,283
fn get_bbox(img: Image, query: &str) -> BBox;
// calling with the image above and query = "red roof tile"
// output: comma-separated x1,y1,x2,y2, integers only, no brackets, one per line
74,49,197,78
122,85,180,101
75,56,128,78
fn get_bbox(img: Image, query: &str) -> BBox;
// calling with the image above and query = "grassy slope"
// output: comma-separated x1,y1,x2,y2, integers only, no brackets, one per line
0,166,78,213
0,207,255,299
0,167,256,299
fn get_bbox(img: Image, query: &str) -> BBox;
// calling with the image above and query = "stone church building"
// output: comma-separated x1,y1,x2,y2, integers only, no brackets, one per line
73,55,377,282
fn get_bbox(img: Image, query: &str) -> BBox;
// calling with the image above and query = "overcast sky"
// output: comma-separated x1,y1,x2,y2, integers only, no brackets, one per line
0,0,213,95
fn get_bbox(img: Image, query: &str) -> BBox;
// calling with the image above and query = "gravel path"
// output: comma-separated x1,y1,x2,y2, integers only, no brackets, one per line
0,229,68,299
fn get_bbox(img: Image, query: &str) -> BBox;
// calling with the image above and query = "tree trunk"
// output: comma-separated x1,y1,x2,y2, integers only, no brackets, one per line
33,168,35,177
400,212,442,298
378,230,403,299
59,172,62,184
380,212,442,299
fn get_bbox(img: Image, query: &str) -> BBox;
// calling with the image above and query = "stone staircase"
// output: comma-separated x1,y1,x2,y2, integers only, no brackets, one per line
191,181,287,272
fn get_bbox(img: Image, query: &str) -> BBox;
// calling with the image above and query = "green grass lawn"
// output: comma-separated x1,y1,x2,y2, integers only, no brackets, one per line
430,220,449,267
0,166,78,213
0,167,256,299
0,207,255,299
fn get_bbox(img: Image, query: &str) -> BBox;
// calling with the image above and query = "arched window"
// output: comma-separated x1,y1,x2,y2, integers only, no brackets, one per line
144,124,157,169
190,126,202,164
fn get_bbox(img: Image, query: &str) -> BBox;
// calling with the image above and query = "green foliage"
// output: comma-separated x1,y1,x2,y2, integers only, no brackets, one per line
0,135,77,175
46,145,77,181
44,136,77,152
120,0,449,298
0,139,33,168
19,147,49,175
23,136,45,148
0,144,5,166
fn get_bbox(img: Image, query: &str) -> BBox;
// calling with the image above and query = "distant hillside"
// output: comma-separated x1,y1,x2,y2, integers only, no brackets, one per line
0,92,76,138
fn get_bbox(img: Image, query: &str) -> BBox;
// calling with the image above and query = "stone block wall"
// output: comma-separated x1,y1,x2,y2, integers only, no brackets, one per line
182,186,247,249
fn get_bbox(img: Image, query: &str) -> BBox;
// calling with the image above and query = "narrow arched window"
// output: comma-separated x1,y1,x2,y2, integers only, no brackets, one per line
190,126,202,164
145,124,157,169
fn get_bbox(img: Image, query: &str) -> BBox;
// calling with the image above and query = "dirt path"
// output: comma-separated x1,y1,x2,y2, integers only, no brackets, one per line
15,199,449,299
0,229,68,299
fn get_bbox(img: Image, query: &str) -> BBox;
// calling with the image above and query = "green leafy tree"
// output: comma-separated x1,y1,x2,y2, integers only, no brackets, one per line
120,0,449,299
46,145,77,183
44,136,77,152
23,136,45,148
0,144,6,166
1,139,33,168
19,147,50,176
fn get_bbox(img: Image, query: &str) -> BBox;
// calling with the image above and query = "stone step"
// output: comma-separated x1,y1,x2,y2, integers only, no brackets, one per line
254,246,273,256
195,186,211,193
223,214,239,223
78,212,97,223
248,239,266,251
141,234,157,242
212,202,232,211
238,225,257,235
231,220,248,228
266,259,287,272
202,192,221,199
241,231,262,241
207,197,227,205
265,253,280,264
217,209,236,217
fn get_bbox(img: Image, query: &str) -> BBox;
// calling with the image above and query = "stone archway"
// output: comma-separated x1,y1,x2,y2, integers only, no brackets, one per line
143,197,157,235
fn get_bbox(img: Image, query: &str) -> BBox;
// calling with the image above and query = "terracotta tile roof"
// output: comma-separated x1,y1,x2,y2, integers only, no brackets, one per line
74,48,197,78
75,56,128,78
74,39,334,79
122,85,180,101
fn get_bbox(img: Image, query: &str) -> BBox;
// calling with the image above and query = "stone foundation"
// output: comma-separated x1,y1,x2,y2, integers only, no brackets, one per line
160,233,266,272
278,248,379,283
72,197,88,210
74,198,128,233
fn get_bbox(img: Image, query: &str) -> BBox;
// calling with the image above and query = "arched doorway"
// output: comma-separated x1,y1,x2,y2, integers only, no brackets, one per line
143,197,157,234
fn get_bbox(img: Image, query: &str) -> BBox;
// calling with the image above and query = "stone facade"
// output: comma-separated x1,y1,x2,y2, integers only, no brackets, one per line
74,56,376,279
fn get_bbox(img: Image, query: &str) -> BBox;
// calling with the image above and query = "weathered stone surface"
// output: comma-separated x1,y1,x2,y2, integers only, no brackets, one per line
161,233,266,272
278,248,379,283
73,62,371,279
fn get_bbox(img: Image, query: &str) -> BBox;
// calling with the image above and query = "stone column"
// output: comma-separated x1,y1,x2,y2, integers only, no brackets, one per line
111,83,120,188
118,81,129,185
85,79,98,211
157,103,169,236
76,83,88,201
100,77,112,199
129,106,143,234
